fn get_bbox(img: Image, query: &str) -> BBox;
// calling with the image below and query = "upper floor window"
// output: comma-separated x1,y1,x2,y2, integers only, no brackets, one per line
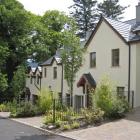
30,77,33,84
90,52,96,68
53,67,57,79
37,75,40,84
44,68,47,78
112,49,119,67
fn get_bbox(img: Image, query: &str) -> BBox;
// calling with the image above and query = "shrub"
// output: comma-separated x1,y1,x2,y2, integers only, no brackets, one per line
0,104,7,112
43,114,53,125
38,88,53,113
81,108,104,124
62,124,71,131
10,101,41,118
55,119,63,128
71,121,80,129
93,77,129,119
109,97,129,119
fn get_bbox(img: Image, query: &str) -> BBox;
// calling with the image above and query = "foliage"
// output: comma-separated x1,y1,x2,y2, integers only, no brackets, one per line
10,65,26,98
69,0,98,39
0,0,48,98
0,104,7,112
41,10,77,56
38,88,53,113
0,73,8,92
61,31,83,105
43,114,54,125
62,124,71,131
10,101,41,118
93,77,129,118
71,121,80,129
109,97,129,119
81,108,104,124
97,0,128,20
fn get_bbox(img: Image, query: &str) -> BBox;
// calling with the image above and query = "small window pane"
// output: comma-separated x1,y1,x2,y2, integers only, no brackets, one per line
37,75,40,84
117,87,125,96
90,52,96,68
53,67,57,79
112,49,119,66
44,68,47,78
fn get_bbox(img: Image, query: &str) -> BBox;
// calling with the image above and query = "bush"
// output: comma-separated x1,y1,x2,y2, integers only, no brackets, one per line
10,101,41,118
62,124,71,131
71,121,80,129
38,88,53,113
81,108,104,124
0,104,7,112
109,97,129,119
93,77,129,119
43,114,54,125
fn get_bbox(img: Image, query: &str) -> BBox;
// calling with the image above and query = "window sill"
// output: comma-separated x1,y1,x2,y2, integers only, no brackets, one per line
111,65,120,68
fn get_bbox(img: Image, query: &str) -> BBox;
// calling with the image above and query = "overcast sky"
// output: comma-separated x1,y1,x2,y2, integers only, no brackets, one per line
18,0,138,21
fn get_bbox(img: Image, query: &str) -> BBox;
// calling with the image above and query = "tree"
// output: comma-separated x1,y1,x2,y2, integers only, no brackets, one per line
61,30,83,106
97,0,128,20
41,10,76,57
10,65,26,98
69,0,97,39
0,0,48,98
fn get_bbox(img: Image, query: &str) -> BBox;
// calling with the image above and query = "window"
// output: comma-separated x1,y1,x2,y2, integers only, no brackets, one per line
112,49,119,66
44,68,47,78
66,94,70,107
117,87,125,96
37,75,40,84
53,67,57,79
30,77,33,84
90,52,96,68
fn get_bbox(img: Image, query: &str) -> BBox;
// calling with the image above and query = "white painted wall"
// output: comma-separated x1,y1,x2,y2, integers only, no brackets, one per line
41,60,69,98
136,43,140,106
73,20,129,98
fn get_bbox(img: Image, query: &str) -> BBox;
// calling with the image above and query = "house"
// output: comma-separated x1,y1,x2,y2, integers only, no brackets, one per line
73,2,140,108
26,66,42,102
26,2,140,108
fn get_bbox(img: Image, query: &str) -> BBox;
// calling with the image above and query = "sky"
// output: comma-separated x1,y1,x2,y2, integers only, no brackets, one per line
18,0,139,21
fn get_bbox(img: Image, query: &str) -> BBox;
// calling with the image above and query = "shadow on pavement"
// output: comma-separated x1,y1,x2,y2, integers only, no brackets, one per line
125,107,140,122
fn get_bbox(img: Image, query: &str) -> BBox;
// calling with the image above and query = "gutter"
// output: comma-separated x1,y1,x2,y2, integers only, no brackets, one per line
128,43,131,103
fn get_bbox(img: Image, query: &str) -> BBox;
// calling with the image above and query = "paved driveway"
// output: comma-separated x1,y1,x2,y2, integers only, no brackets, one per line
62,107,140,140
0,117,73,140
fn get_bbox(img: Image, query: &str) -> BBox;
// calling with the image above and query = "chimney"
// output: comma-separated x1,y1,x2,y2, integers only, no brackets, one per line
136,1,140,23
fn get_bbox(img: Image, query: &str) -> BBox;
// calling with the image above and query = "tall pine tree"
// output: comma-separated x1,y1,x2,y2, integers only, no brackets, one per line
69,0,97,39
97,0,128,20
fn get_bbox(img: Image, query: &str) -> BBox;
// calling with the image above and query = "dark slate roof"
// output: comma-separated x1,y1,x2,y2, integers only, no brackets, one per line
77,73,96,88
86,17,140,46
106,17,140,42
105,18,132,42
40,53,61,66
83,73,96,87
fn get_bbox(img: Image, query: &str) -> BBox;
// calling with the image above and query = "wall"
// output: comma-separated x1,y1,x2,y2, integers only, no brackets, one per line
73,20,129,98
136,43,140,107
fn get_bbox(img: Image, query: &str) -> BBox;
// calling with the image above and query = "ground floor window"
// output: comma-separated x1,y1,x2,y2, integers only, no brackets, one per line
75,95,84,109
66,94,71,107
117,87,125,96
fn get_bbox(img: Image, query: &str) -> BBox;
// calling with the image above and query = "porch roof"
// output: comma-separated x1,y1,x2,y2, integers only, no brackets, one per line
77,73,96,88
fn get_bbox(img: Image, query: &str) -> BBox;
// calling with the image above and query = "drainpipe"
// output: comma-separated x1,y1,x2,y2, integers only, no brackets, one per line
61,63,64,101
128,43,131,103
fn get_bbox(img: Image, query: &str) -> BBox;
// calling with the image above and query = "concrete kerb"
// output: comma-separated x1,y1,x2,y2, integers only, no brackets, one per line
0,113,76,140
